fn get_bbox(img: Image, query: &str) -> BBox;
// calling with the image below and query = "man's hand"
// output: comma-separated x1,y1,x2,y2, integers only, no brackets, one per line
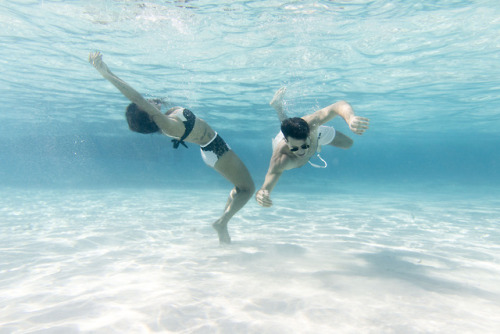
89,51,110,75
348,116,370,135
256,189,273,207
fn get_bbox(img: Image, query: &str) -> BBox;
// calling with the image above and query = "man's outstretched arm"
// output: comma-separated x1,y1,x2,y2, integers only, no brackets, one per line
255,170,282,207
256,150,290,208
303,100,370,135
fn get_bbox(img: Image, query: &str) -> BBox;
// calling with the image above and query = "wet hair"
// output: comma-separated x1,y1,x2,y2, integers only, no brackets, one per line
281,117,310,140
125,103,160,134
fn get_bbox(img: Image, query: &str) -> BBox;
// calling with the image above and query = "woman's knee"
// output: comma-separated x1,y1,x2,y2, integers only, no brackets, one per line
236,181,255,198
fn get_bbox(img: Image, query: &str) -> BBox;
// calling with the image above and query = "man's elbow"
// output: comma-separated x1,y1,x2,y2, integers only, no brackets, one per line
337,100,352,113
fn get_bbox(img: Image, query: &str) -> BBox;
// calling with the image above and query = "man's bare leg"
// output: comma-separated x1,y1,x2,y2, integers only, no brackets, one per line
328,130,353,149
270,87,288,122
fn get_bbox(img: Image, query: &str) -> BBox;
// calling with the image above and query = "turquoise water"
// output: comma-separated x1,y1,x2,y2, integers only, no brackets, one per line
1,1,500,333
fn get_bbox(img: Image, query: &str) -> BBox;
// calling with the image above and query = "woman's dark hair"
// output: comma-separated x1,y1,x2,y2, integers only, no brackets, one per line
280,117,309,140
125,103,160,134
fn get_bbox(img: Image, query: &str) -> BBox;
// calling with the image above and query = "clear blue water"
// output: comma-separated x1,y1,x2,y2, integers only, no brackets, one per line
1,1,500,333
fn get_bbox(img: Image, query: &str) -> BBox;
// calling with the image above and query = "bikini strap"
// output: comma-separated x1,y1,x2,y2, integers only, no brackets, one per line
172,108,196,149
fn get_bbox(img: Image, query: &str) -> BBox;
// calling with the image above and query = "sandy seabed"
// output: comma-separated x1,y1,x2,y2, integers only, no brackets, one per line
1,187,499,333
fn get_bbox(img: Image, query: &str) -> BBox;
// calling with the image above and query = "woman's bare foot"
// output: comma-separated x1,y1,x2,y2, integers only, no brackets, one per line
212,219,231,244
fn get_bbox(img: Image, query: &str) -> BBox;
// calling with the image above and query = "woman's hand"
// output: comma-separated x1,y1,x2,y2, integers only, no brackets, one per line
89,51,110,75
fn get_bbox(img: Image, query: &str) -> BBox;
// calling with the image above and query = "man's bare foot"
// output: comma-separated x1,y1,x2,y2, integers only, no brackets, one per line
212,220,231,244
270,86,287,108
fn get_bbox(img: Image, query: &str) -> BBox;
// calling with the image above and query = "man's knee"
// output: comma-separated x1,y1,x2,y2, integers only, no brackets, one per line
332,135,353,149
343,138,353,149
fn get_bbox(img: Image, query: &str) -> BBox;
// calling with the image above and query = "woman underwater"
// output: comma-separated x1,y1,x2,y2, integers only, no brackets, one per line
89,52,254,244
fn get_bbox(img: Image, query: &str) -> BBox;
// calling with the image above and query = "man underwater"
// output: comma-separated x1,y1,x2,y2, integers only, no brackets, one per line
256,87,370,207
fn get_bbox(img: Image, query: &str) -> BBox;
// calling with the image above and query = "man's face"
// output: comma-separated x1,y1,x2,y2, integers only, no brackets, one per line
286,136,311,157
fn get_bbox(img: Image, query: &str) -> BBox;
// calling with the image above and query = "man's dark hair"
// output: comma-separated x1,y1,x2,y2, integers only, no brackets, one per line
280,117,310,140
125,103,160,134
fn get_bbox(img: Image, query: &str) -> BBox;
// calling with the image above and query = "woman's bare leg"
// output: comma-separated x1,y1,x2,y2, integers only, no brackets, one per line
212,150,255,244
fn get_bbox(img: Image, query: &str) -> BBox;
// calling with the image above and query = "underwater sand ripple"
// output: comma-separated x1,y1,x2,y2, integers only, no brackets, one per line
1,188,499,333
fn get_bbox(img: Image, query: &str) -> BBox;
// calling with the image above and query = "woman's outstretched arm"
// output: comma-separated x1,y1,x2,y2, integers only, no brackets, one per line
89,51,183,135
88,52,161,117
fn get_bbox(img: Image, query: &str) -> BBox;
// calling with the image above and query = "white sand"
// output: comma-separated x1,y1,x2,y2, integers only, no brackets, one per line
1,188,499,333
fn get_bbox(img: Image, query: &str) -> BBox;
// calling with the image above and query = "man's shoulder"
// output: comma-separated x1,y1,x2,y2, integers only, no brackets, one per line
273,150,309,172
270,148,294,171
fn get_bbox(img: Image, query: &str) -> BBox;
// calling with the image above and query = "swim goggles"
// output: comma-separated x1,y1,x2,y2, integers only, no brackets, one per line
290,144,310,152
